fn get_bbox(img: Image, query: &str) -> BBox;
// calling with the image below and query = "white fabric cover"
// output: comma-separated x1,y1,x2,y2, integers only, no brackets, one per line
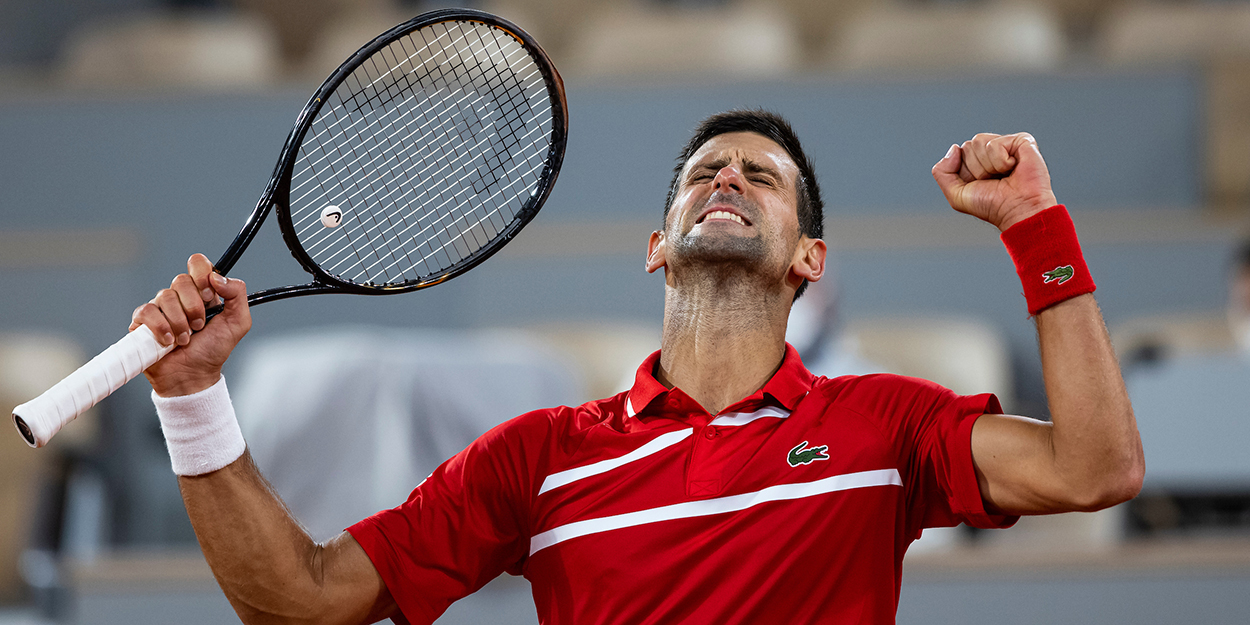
232,327,583,541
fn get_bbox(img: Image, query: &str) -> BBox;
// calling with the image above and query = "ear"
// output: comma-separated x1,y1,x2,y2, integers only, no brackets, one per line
645,230,667,273
790,236,826,284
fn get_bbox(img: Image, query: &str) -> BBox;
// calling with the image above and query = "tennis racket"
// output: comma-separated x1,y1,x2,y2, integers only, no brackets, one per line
13,8,568,448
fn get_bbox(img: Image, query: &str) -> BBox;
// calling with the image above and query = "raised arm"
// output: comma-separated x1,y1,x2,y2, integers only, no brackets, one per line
931,134,1145,515
132,253,396,624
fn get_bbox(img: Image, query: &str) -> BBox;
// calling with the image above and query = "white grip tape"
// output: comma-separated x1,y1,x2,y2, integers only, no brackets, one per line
12,325,174,448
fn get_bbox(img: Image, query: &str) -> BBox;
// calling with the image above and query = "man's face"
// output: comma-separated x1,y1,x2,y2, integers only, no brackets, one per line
1234,267,1250,314
1230,267,1250,351
662,132,803,275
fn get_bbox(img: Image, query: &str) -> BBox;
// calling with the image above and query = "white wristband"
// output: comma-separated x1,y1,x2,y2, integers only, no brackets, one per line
152,376,246,476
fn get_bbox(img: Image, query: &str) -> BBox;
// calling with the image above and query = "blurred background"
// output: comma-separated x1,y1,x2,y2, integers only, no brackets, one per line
2,0,1250,622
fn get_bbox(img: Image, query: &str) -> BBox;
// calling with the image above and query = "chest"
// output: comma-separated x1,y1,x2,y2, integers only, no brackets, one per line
523,407,905,624
529,405,900,557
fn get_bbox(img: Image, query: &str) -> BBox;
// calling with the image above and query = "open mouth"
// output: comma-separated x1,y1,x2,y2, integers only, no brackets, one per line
697,210,751,226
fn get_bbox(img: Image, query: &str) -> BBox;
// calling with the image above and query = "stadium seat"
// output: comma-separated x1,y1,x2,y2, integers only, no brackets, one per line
0,333,97,603
1032,0,1119,46
563,1,800,78
976,504,1127,551
481,0,601,66
744,0,876,64
827,1,1065,73
1207,61,1250,210
58,11,279,89
844,317,1015,407
1101,2,1250,65
234,0,386,66
294,3,414,79
1101,3,1250,210
1111,312,1235,366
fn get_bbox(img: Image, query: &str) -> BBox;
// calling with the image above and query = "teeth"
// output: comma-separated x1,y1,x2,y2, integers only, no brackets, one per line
704,210,745,225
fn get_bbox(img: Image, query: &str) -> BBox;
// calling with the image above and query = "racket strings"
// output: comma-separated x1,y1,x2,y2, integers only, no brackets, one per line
341,105,551,279
293,36,542,253
300,26,500,272
289,26,494,198
346,40,538,278
291,24,467,160
288,19,554,287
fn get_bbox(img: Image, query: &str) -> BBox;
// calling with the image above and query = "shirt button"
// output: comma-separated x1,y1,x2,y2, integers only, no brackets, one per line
704,427,719,439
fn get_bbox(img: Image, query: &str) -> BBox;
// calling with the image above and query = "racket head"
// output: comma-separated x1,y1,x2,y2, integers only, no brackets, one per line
254,9,567,298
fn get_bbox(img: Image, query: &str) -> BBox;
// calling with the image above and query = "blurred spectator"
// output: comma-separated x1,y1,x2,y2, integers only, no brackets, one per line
1118,238,1250,369
1229,239,1250,355
231,0,400,69
0,0,158,69
0,335,101,607
785,267,884,378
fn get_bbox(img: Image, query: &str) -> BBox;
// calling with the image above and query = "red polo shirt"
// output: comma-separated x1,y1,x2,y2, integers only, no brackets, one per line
347,344,1015,625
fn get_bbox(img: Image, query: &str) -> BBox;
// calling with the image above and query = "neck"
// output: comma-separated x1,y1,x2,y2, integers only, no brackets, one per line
657,274,791,414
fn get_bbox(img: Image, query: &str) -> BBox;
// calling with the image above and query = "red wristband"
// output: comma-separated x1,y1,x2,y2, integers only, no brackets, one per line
1000,205,1096,316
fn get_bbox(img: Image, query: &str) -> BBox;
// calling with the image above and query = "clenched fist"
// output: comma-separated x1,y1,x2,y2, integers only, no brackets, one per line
931,132,1058,232
130,253,252,397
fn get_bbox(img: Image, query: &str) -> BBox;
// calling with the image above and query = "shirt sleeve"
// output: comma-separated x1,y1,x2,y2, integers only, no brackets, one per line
845,374,1018,536
346,413,543,625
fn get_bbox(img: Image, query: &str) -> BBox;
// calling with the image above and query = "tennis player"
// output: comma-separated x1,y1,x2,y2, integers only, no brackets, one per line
131,110,1143,625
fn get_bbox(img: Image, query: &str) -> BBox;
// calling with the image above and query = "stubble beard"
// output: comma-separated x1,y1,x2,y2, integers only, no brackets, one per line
668,192,784,292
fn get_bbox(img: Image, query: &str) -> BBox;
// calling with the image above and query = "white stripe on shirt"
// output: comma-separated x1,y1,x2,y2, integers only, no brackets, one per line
529,468,903,555
538,429,694,495
710,405,791,427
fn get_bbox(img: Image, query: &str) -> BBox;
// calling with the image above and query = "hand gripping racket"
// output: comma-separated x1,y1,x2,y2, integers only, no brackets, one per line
13,8,568,448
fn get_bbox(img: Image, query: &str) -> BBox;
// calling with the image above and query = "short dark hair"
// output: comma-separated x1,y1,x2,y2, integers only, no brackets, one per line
663,109,824,299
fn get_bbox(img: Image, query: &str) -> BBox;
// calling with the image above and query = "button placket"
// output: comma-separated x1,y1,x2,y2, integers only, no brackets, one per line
687,423,723,497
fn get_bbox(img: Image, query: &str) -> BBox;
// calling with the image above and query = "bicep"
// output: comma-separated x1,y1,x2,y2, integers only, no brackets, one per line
970,413,1075,515
317,532,399,625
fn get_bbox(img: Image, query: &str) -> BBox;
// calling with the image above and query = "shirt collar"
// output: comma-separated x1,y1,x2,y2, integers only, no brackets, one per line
625,342,815,419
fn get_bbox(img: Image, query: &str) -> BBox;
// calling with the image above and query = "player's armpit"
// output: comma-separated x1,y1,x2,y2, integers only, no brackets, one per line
216,529,397,625
969,412,1138,516
312,533,398,625
180,453,397,625
969,413,1057,515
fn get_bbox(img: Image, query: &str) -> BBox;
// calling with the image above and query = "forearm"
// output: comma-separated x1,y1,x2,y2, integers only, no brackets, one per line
1036,293,1144,508
155,383,387,624
137,259,389,622
179,451,331,623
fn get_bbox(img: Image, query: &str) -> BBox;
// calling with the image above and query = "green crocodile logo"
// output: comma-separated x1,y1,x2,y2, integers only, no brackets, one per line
787,441,830,467
1042,265,1074,285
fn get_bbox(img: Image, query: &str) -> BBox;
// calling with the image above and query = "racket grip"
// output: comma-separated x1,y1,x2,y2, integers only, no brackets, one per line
12,326,175,448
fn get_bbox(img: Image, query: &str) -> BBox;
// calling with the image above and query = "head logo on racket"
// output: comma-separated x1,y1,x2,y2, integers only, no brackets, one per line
320,205,343,228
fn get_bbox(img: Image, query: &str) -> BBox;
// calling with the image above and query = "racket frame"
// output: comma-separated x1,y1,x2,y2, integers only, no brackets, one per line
216,8,568,307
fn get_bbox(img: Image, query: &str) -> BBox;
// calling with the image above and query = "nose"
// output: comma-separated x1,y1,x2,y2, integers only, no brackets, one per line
713,165,745,195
